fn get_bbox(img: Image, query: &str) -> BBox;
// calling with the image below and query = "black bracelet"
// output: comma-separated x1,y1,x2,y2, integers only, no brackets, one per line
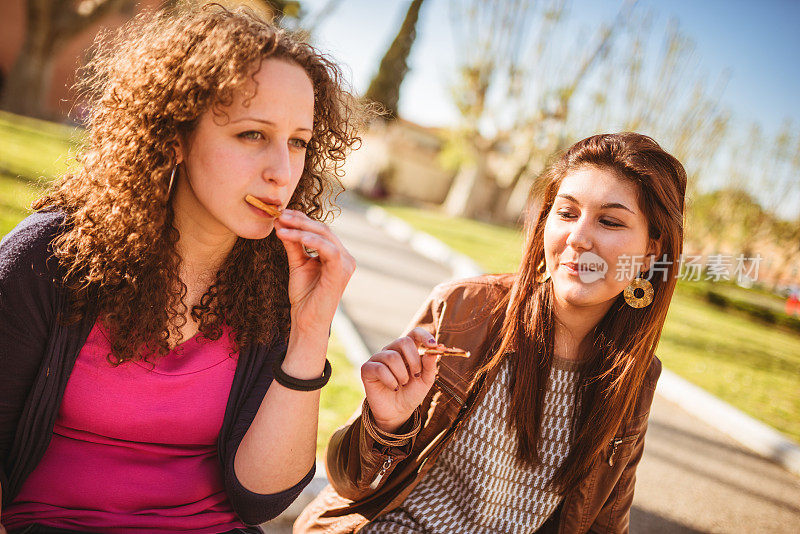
272,357,332,391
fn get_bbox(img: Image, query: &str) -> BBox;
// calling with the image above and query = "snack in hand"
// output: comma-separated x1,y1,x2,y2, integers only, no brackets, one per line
245,194,282,217
418,343,470,358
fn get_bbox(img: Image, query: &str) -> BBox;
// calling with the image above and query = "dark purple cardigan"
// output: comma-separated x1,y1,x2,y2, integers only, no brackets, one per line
0,211,314,526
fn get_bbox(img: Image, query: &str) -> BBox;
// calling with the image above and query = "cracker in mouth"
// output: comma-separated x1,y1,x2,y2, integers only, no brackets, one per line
245,195,283,217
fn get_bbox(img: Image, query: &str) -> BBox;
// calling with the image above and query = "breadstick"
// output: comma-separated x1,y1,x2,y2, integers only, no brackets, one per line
418,344,471,358
245,195,282,217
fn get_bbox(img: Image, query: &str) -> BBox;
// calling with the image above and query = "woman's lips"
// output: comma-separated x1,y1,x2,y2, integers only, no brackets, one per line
562,262,580,275
561,261,602,281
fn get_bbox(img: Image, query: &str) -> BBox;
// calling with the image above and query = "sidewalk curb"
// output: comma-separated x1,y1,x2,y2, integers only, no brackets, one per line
656,368,800,477
333,305,374,368
365,206,483,280
363,202,800,478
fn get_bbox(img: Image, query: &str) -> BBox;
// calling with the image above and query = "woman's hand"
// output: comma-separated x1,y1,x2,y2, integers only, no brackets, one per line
274,209,355,339
361,327,440,433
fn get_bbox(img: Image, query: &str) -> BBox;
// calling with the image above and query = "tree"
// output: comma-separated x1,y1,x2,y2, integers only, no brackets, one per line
589,17,731,201
442,0,625,220
363,0,426,119
1,0,134,118
0,0,320,119
440,1,731,226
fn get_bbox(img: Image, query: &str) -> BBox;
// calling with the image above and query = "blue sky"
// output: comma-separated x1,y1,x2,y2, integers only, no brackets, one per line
304,0,800,138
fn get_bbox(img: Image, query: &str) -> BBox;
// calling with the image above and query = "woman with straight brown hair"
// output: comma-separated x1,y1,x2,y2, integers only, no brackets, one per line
296,132,687,533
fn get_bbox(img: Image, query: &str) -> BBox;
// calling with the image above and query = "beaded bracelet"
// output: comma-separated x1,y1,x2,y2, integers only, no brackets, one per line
361,399,422,447
272,357,332,391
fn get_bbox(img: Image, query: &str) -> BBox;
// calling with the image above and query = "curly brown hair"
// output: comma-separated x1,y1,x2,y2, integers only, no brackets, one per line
33,3,364,363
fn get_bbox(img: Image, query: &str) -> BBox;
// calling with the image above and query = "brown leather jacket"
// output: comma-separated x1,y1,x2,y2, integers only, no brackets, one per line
295,274,661,534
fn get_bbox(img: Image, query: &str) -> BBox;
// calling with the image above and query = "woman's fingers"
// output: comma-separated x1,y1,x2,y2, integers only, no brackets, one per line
361,360,400,391
380,336,421,378
407,327,438,348
275,217,356,279
276,226,355,281
419,350,439,385
371,350,412,386
277,209,346,248
380,328,440,386
406,327,443,384
276,227,338,261
362,331,443,430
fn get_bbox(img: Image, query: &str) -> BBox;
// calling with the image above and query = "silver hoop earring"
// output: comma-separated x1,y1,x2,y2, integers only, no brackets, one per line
167,165,177,196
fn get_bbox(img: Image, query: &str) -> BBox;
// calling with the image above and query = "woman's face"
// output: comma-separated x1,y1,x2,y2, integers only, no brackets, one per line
543,166,660,312
173,58,314,240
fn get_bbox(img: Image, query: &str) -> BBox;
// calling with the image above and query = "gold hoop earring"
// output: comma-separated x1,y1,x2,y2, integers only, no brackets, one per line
624,274,654,308
536,259,551,283
167,165,177,196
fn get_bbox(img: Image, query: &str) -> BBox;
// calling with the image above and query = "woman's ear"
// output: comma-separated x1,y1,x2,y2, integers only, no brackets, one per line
172,136,185,165
644,237,663,271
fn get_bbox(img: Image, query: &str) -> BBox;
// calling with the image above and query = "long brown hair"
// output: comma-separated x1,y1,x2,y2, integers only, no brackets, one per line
479,132,686,491
33,4,364,363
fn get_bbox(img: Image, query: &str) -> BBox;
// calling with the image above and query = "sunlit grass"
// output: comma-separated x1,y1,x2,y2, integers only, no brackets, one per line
318,335,363,456
375,201,524,274
0,110,82,182
0,172,45,236
658,292,800,441
0,111,80,238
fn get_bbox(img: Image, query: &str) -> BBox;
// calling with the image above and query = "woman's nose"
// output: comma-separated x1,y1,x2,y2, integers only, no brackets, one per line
565,217,593,250
262,143,292,187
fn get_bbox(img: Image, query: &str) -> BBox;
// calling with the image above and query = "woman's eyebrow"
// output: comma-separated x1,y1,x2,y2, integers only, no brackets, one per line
556,193,636,214
232,116,312,133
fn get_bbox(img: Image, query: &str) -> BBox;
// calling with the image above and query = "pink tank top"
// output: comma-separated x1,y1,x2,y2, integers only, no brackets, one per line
2,322,245,533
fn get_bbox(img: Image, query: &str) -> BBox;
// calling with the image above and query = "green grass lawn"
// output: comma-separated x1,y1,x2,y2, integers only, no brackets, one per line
318,335,363,456
658,292,800,440
0,110,82,181
0,173,45,236
0,110,82,236
0,111,365,459
374,201,525,274
377,200,800,442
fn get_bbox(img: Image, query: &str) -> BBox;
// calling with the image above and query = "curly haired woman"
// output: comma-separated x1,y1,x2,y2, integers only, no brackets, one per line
297,133,687,534
0,4,363,533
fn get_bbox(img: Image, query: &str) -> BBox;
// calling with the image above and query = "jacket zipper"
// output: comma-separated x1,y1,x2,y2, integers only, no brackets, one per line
607,434,638,466
435,377,465,405
369,455,394,489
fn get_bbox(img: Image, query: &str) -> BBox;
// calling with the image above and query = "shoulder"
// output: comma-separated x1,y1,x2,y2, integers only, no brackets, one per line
627,354,662,428
429,273,515,307
643,354,662,390
425,273,515,332
0,211,67,270
0,210,67,290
